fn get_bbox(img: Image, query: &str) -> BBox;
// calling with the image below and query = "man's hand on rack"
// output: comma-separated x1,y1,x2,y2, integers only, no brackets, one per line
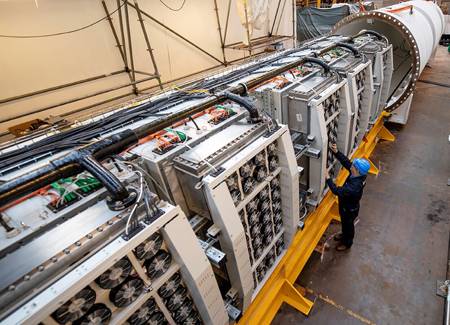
330,143,338,153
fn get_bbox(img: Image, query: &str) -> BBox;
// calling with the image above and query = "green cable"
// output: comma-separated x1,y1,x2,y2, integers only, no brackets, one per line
164,128,187,142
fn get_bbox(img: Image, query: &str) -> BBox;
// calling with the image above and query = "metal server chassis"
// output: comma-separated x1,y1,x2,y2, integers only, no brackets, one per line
237,111,395,324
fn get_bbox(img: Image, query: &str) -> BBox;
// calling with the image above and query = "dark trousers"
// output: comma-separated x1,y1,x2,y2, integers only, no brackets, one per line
340,207,358,247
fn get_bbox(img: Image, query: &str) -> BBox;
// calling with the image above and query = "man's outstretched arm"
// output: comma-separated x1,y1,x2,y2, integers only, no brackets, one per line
330,143,352,171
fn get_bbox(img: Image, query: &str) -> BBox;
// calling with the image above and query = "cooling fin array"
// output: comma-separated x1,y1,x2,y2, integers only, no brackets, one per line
225,141,286,291
353,69,367,148
49,229,203,324
323,90,342,174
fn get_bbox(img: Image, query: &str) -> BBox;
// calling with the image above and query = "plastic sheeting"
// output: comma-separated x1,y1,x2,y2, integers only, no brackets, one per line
237,0,270,44
296,6,350,42
332,3,374,14
296,3,375,42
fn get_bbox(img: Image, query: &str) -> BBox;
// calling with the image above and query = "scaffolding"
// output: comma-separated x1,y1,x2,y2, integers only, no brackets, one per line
219,0,296,57
0,0,163,131
0,0,296,140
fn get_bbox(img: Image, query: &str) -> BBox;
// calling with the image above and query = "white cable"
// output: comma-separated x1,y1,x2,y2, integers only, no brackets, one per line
117,160,172,202
125,171,144,235
55,174,83,207
53,182,101,205
299,206,308,221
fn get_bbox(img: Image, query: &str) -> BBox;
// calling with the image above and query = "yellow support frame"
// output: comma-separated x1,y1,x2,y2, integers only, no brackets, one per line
238,112,394,324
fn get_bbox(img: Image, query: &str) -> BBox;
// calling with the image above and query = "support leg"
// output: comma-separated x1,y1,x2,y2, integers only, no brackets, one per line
364,157,379,175
281,280,314,315
379,125,395,142
329,200,340,222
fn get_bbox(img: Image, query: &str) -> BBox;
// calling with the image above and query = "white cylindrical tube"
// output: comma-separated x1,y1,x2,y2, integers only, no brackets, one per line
332,0,444,110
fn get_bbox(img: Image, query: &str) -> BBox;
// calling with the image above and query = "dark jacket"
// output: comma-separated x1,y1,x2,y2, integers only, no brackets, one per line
326,151,366,214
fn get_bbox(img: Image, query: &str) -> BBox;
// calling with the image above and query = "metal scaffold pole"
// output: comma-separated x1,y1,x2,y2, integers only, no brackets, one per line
101,0,138,94
213,0,228,65
124,0,137,94
133,0,163,89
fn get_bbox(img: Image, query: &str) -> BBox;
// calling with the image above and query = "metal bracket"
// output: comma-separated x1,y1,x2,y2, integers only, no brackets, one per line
305,147,321,159
143,208,164,225
198,239,226,268
263,124,282,138
225,302,242,321
207,224,221,238
436,280,449,298
121,222,145,241
210,166,226,177
188,214,208,233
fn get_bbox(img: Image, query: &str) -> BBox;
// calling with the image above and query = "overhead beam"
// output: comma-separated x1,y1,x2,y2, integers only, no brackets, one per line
0,70,125,106
0,76,158,124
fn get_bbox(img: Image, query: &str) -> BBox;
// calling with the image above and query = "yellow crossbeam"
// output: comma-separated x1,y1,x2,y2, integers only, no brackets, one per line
238,112,394,324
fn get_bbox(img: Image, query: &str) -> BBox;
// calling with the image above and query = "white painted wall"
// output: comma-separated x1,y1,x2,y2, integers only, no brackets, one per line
0,0,294,133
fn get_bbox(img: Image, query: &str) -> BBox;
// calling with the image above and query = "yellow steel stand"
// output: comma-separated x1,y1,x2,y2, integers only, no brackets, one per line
238,112,394,325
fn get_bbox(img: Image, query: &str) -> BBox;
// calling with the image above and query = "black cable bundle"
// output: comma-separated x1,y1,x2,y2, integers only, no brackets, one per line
0,49,295,174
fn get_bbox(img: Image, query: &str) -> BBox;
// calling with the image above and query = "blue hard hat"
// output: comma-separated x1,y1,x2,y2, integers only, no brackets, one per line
353,158,370,176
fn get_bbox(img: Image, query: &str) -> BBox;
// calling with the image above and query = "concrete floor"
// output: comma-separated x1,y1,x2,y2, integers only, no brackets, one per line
273,46,450,325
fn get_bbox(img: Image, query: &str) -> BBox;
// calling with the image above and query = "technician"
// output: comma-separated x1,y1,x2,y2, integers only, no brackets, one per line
325,143,370,251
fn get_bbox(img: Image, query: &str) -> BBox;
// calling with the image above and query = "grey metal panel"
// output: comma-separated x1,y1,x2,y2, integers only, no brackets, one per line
179,122,256,164
162,212,229,325
0,187,109,257
0,200,118,293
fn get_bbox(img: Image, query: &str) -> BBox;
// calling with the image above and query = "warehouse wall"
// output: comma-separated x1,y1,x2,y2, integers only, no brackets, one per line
0,0,294,135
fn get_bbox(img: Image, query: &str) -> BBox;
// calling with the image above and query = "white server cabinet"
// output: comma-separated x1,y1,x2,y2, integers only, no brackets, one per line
371,45,393,122
130,103,248,215
331,60,374,154
287,78,352,205
346,61,373,151
326,34,393,124
174,123,299,311
2,204,228,325
352,37,393,124
313,45,374,154
308,38,374,151
252,65,319,124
